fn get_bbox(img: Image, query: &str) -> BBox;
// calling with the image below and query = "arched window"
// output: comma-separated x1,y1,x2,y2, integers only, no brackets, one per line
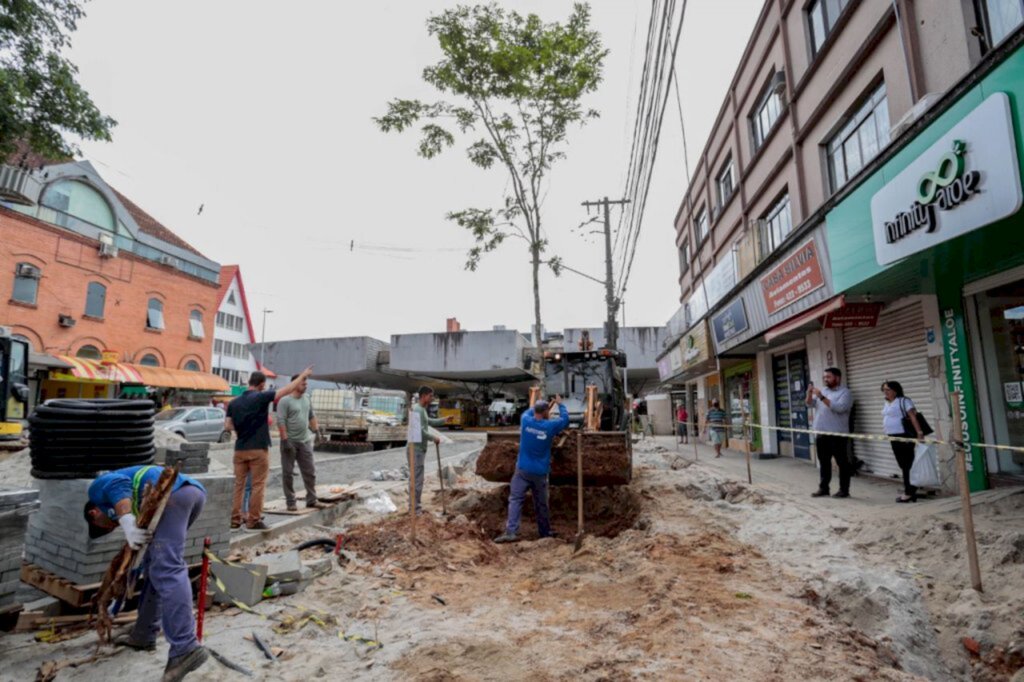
11,262,40,305
183,360,201,372
85,282,106,318
40,180,116,232
146,298,164,330
76,345,101,361
188,310,204,339
139,354,160,367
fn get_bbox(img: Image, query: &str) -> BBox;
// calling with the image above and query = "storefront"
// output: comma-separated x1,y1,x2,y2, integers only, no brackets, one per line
724,360,760,452
824,41,1024,489
771,347,811,459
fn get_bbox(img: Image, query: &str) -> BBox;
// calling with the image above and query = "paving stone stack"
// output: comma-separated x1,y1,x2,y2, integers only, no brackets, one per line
160,442,211,474
0,488,40,609
24,473,232,585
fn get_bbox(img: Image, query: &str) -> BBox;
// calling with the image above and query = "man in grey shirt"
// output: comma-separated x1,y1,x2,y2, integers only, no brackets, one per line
277,376,324,511
806,366,854,498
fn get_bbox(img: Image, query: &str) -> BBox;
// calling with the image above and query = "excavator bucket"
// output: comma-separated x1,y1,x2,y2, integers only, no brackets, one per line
477,429,632,487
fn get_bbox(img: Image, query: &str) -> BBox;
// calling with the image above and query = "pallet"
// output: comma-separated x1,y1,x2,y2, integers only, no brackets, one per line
0,602,24,632
20,564,100,608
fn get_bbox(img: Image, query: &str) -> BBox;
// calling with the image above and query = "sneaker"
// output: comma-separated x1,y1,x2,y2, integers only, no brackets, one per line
229,523,241,530
832,491,850,499
539,531,559,540
493,533,519,544
113,633,156,652
163,646,209,682
896,495,917,503
810,490,829,498
246,520,271,531
286,504,298,512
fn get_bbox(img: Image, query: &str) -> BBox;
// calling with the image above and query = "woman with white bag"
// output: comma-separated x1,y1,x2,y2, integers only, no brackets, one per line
881,381,926,503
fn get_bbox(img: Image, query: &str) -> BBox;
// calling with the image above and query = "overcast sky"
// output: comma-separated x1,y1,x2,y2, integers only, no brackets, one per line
69,0,762,343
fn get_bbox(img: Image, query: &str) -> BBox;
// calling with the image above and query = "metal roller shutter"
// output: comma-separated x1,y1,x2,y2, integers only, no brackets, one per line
843,302,935,480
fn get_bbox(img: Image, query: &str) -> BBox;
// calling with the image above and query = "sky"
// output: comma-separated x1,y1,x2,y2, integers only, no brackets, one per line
68,0,763,344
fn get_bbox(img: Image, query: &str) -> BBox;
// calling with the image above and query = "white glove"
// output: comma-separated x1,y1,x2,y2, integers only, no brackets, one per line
118,514,152,550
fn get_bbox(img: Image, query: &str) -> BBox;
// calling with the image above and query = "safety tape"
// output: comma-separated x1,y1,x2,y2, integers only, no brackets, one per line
339,631,383,649
740,421,1024,454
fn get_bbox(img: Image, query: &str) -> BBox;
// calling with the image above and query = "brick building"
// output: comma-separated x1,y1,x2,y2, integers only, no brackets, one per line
0,158,226,398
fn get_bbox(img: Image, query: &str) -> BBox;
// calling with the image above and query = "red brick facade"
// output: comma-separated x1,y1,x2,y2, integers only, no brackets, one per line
0,206,218,369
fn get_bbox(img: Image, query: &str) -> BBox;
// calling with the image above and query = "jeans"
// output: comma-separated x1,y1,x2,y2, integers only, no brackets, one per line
505,469,551,537
817,435,852,493
132,484,206,659
282,439,318,507
891,439,917,497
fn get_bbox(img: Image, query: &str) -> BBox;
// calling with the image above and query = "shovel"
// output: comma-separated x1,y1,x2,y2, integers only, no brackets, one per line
435,441,448,516
574,432,585,552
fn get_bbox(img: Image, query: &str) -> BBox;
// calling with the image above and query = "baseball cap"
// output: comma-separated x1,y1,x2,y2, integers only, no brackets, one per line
533,400,550,413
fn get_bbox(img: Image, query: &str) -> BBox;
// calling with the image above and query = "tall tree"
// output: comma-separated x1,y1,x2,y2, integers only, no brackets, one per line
0,0,116,161
375,2,607,348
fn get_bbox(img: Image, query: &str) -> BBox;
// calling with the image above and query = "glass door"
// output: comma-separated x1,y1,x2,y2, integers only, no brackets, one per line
976,279,1024,475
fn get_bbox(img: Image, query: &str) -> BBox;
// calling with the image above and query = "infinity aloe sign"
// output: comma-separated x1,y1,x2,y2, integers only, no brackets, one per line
871,93,1022,266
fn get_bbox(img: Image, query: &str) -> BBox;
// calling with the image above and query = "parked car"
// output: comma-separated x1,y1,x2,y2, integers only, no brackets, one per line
155,406,229,443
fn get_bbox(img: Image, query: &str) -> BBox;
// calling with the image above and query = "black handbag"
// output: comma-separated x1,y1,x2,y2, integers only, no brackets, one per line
900,398,933,437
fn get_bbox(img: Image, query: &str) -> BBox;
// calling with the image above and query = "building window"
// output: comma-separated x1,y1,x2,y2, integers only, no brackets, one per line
751,74,785,151
808,0,852,56
39,180,116,232
760,194,793,258
695,207,709,243
146,298,165,330
189,310,204,339
826,82,890,193
139,353,160,367
679,241,691,275
227,291,236,305
214,339,223,353
979,0,1024,46
76,344,101,361
84,282,106,318
716,157,735,209
183,360,201,372
216,311,245,332
11,263,40,304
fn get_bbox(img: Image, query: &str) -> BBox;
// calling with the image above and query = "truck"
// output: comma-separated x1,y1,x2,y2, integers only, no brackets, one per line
476,345,632,486
309,388,408,453
0,328,30,450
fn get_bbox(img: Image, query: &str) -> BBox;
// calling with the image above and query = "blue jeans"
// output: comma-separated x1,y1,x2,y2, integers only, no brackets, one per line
132,484,206,659
505,469,551,537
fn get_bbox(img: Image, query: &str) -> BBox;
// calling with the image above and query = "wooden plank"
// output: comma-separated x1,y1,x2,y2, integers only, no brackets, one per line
16,611,136,632
20,564,100,608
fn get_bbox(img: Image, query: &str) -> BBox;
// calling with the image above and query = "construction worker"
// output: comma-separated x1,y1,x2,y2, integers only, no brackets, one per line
494,396,569,543
409,386,452,512
83,465,208,682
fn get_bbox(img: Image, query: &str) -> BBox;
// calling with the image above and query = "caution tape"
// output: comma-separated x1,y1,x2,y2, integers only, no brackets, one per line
339,631,383,649
740,421,1024,454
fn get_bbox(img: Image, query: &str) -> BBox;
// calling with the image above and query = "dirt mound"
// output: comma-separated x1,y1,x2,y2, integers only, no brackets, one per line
476,431,632,485
446,484,642,541
341,514,502,569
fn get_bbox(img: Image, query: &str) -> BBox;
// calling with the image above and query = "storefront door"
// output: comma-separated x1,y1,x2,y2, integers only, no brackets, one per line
974,279,1024,475
773,351,811,459
725,362,760,452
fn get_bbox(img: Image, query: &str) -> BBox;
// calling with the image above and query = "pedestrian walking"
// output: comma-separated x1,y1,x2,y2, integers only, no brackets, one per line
494,396,570,543
705,400,727,457
277,375,324,511
881,380,926,503
83,465,209,681
225,368,313,530
676,403,689,444
807,367,855,498
410,386,452,512
636,399,650,438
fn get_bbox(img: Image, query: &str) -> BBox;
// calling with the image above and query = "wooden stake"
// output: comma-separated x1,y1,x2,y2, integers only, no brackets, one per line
408,442,417,541
574,429,585,552
435,441,447,516
741,402,752,484
950,391,982,592
196,537,210,642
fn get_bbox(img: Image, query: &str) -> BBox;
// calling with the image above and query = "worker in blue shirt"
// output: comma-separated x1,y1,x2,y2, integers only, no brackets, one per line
494,396,569,543
84,466,208,681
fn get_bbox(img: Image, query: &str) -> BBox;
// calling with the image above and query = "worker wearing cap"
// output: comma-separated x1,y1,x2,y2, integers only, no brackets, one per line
83,466,208,682
494,396,569,543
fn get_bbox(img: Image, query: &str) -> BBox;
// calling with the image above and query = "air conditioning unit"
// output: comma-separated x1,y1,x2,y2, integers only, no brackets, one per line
770,71,787,96
58,314,76,328
16,263,41,279
99,242,119,258
158,255,175,267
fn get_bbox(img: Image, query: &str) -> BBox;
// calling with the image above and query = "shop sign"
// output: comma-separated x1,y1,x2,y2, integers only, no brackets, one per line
657,356,673,382
100,349,120,365
871,93,1022,266
942,308,979,478
823,302,883,328
703,257,736,309
759,239,825,315
681,323,709,368
712,299,749,345
668,346,683,372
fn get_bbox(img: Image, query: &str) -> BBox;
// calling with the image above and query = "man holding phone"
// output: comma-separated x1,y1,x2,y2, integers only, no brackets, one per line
807,367,855,498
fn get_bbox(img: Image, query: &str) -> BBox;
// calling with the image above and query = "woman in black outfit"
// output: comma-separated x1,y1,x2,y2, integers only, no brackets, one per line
881,380,926,503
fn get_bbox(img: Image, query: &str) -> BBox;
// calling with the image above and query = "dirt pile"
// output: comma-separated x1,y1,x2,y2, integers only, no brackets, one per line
341,513,502,570
476,430,632,485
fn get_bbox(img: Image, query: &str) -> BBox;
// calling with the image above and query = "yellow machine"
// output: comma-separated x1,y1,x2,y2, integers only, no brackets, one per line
438,399,478,430
0,328,30,446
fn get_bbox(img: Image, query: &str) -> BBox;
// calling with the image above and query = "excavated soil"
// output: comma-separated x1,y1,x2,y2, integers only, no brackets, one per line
476,431,632,485
340,514,502,569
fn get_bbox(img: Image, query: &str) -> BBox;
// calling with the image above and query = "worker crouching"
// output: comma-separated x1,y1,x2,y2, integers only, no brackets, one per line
84,466,209,682
495,396,569,543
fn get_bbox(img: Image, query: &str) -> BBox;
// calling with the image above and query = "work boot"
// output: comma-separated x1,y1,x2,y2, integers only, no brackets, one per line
286,504,298,512
113,633,156,652
810,489,829,498
162,646,209,682
832,491,850,499
493,532,519,544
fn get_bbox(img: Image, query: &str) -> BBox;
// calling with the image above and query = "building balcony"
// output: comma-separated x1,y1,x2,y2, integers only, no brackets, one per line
0,165,42,206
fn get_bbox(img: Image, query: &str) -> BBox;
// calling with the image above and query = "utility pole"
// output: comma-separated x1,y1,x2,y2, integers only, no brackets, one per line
259,308,273,370
580,196,630,350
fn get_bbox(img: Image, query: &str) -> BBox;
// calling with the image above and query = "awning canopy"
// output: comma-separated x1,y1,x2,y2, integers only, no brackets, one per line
131,365,230,392
764,295,846,343
30,352,73,370
55,356,145,383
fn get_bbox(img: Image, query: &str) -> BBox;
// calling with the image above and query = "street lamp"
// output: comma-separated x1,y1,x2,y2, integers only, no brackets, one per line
260,308,273,370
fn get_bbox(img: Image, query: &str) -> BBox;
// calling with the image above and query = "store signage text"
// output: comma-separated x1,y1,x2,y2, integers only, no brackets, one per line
943,308,974,472
823,302,883,328
712,299,749,346
759,239,825,315
871,93,1022,266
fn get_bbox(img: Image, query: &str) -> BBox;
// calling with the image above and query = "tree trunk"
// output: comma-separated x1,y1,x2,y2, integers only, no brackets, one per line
531,243,544,390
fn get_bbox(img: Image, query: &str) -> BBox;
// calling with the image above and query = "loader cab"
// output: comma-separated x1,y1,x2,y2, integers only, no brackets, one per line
542,348,627,431
0,330,30,442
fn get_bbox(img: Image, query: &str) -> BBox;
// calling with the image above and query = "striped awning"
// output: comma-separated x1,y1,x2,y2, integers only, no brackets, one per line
130,364,230,392
55,356,145,383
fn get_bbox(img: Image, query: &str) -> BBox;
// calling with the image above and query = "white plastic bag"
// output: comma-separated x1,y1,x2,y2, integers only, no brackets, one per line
363,491,397,514
910,442,940,488
426,426,454,445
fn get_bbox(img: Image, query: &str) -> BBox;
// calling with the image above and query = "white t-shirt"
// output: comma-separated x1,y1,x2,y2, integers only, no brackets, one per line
881,397,915,435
